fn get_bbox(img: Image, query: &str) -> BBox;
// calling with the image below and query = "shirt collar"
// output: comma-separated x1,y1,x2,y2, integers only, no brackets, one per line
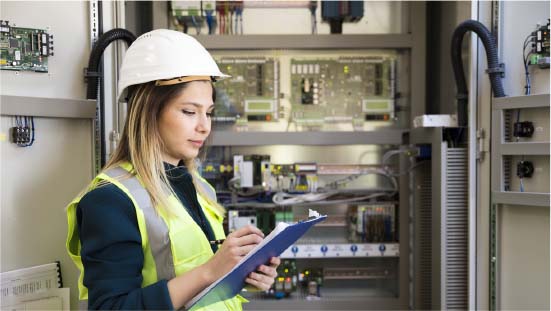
164,161,190,181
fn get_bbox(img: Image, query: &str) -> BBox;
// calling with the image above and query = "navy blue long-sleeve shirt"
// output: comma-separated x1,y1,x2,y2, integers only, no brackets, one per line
77,164,217,310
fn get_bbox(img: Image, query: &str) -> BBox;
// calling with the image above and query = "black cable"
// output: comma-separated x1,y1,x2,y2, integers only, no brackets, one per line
310,0,318,34
451,20,506,127
85,27,136,167
523,33,535,95
86,28,136,100
454,127,464,146
26,116,35,147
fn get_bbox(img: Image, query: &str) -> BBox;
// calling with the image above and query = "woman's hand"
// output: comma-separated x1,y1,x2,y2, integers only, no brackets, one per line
203,225,264,282
245,257,281,291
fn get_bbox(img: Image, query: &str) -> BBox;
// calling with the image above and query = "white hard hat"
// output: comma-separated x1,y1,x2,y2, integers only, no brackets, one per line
117,29,229,102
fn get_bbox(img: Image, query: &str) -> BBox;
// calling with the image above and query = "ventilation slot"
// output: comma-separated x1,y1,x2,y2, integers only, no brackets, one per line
443,147,468,310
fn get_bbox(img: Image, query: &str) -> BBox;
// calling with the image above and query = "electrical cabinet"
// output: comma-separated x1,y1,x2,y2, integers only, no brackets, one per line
490,94,550,310
204,142,410,310
186,3,427,307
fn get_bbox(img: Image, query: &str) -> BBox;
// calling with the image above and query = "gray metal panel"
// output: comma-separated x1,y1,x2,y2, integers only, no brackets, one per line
496,204,550,310
399,141,412,309
491,105,503,192
0,95,96,119
210,130,405,146
490,78,550,311
409,2,427,127
409,128,438,145
194,34,414,50
414,161,433,310
493,94,550,110
492,192,550,207
500,142,550,155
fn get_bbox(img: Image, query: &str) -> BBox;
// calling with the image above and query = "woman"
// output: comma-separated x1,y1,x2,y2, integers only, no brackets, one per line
66,29,280,310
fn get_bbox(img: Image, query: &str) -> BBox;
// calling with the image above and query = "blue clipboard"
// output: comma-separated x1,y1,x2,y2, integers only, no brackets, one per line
186,215,327,310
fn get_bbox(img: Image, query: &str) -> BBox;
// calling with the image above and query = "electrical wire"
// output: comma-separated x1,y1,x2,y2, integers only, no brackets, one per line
229,8,233,35
519,155,526,192
225,1,230,34
379,147,430,177
235,5,243,34
191,15,201,35
519,178,525,192
382,149,409,166
272,167,398,206
217,3,225,34
272,190,395,206
26,116,35,147
523,33,535,95
310,1,317,34
206,11,214,34
321,168,398,192
22,116,28,147
454,127,464,146
227,176,266,197
272,191,336,205
515,109,521,142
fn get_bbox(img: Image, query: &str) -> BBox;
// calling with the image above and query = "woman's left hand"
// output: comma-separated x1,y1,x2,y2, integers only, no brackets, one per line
245,257,281,291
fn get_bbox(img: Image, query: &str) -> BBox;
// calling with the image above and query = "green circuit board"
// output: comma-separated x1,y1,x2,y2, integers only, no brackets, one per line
214,57,279,123
0,20,53,72
290,56,396,127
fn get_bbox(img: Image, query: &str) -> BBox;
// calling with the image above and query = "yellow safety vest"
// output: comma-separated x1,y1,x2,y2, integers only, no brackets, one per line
66,162,247,310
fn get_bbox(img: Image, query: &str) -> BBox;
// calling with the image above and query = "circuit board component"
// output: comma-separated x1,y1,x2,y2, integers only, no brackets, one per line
290,56,396,127
214,57,279,123
0,20,54,72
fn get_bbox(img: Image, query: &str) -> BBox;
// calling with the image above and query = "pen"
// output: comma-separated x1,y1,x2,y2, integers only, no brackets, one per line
209,239,225,245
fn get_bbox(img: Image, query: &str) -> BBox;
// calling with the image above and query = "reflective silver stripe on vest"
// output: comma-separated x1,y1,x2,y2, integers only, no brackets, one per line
193,174,217,204
103,167,176,281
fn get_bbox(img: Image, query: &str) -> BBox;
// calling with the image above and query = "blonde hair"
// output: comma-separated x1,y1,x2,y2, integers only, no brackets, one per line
100,81,225,216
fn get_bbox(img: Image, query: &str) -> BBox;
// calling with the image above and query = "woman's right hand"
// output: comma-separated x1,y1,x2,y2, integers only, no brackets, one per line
203,225,264,282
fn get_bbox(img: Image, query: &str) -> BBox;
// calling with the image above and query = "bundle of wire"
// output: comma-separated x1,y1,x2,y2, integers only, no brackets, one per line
272,168,398,206
14,116,35,147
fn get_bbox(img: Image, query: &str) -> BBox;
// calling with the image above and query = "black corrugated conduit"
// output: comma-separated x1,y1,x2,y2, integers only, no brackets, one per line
451,20,506,127
85,28,136,166
86,28,136,99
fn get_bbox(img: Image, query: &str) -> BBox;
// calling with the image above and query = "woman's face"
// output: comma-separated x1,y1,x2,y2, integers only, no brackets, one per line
158,81,214,165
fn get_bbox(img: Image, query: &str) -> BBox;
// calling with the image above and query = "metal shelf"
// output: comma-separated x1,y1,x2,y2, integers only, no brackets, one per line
0,95,96,119
492,191,550,207
243,294,404,310
500,142,550,155
493,93,550,110
193,34,413,50
210,130,405,146
224,197,396,209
